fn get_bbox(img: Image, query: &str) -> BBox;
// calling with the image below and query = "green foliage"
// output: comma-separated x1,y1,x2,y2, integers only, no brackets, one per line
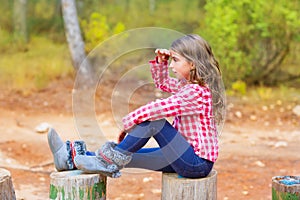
76,0,204,33
0,0,299,91
0,1,13,31
0,28,13,52
202,0,300,86
27,0,65,41
81,12,125,52
228,80,247,96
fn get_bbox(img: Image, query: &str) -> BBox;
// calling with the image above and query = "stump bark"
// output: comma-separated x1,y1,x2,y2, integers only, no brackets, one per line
0,168,16,200
50,170,106,200
162,169,217,200
272,176,300,200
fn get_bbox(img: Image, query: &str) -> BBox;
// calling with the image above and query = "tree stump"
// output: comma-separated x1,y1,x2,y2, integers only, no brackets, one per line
49,170,106,200
0,168,16,200
272,175,300,200
162,169,217,200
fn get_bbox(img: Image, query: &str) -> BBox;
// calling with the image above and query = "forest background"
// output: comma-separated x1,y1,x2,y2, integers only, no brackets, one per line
0,1,299,199
0,0,299,94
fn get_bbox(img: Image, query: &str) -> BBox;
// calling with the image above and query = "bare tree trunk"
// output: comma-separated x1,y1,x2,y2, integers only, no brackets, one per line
49,170,106,200
13,0,28,43
0,168,16,200
149,0,155,14
162,170,217,200
61,0,94,88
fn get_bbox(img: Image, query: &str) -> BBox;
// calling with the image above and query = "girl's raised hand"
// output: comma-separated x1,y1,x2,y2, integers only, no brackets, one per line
155,49,171,64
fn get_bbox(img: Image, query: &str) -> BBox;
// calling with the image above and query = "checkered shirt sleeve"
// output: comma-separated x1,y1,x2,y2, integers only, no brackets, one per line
149,59,180,94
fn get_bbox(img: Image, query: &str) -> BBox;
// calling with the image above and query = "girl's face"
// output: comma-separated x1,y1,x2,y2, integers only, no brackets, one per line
169,50,194,81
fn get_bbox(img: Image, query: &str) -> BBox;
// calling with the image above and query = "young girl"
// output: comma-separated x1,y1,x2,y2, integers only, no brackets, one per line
48,34,225,178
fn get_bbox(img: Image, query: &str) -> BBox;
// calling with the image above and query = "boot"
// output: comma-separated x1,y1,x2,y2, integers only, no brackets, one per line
74,155,122,178
74,141,132,178
47,128,86,171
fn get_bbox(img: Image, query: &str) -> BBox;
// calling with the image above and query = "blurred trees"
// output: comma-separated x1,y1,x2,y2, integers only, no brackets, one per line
0,0,299,87
203,0,300,86
81,12,125,52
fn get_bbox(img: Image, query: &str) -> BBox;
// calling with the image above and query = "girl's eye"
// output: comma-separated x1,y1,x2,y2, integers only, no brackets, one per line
172,57,178,62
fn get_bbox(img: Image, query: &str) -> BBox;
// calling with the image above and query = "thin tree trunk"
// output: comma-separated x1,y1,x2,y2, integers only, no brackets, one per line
61,0,94,88
13,0,28,43
149,0,155,14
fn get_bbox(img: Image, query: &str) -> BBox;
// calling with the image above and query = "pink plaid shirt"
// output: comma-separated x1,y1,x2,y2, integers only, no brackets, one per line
122,59,219,162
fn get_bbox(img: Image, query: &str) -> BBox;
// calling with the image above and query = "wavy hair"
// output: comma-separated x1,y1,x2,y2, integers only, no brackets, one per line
170,34,226,126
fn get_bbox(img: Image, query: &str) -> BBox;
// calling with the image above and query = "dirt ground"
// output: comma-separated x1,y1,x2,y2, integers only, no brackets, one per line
0,79,299,200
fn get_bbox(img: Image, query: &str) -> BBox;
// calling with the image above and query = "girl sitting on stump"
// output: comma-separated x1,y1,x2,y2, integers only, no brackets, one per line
48,34,225,178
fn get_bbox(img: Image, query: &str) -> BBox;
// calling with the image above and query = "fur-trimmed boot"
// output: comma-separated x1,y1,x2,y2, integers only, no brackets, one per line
74,141,132,178
47,128,86,171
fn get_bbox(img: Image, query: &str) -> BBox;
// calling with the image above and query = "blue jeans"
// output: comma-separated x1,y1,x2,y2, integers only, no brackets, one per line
114,119,214,178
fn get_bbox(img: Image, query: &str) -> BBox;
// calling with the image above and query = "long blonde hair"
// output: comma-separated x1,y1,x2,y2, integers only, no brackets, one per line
170,34,225,126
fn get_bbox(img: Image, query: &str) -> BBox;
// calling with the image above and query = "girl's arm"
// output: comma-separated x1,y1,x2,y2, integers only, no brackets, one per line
149,59,179,94
122,85,213,131
150,49,180,93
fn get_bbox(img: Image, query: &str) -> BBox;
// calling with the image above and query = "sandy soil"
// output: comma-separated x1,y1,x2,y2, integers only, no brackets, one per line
0,79,299,200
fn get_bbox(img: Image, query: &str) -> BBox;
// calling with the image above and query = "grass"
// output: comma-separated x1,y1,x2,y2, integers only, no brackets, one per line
226,84,300,111
0,35,74,93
